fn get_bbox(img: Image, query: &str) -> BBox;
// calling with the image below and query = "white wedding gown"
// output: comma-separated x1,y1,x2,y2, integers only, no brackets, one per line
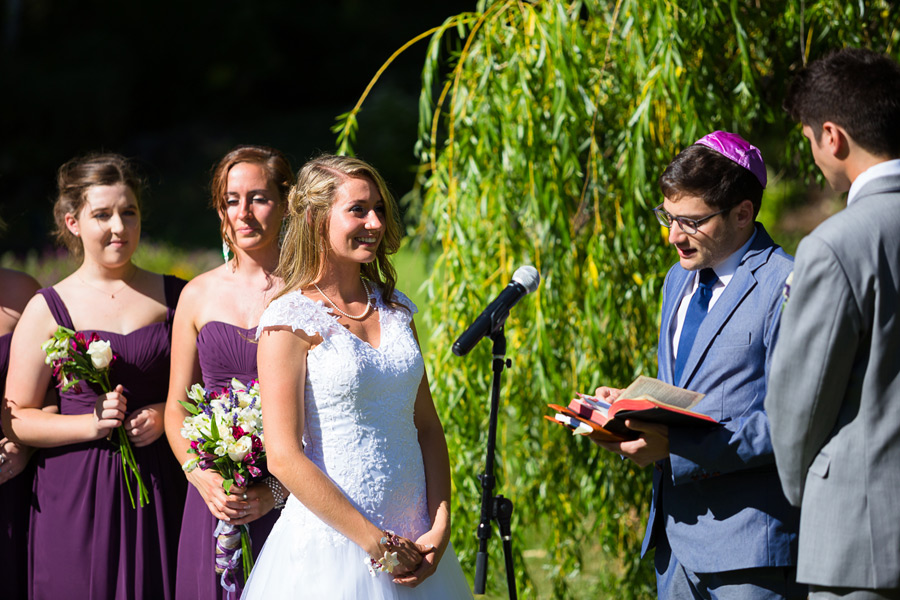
242,287,472,599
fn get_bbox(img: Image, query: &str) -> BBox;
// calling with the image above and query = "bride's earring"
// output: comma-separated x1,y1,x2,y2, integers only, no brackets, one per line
222,241,231,264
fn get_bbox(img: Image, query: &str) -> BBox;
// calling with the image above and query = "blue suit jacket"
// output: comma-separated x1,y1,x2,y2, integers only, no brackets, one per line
642,223,799,573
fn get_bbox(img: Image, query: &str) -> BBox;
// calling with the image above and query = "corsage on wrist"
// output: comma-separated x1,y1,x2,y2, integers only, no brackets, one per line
364,529,401,577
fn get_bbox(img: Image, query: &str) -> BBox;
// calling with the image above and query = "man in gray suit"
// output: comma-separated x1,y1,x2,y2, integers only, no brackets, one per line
766,48,900,600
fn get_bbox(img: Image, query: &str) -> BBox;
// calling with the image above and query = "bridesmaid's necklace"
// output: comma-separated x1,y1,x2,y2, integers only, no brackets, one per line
77,267,137,300
314,278,372,320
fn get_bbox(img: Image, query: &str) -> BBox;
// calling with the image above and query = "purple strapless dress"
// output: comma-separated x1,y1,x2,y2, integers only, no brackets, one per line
174,321,278,600
29,277,187,600
1,331,34,600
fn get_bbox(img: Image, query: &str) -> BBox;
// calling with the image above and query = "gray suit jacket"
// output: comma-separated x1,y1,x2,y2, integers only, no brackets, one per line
766,173,900,589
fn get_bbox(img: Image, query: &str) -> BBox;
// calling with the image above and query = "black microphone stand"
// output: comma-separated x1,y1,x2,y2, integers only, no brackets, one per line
473,325,517,599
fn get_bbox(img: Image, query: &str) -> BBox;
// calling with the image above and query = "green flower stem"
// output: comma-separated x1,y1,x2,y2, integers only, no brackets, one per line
240,525,253,584
115,426,150,509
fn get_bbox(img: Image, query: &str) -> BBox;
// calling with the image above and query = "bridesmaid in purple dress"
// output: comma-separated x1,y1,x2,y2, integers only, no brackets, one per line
3,154,187,599
0,263,41,600
164,146,292,599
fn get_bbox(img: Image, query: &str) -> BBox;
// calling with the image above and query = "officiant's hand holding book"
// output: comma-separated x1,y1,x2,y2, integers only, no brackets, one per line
545,376,718,442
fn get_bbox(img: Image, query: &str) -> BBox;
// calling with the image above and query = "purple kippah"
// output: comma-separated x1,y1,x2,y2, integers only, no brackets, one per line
694,131,767,188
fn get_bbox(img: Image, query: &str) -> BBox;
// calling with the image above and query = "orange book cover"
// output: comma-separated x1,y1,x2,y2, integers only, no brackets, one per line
546,376,718,440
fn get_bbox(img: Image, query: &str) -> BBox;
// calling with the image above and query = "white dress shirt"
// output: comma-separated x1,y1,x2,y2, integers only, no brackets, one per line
672,229,757,359
847,158,900,206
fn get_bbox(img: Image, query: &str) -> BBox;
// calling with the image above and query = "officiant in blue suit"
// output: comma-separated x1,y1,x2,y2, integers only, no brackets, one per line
592,132,804,599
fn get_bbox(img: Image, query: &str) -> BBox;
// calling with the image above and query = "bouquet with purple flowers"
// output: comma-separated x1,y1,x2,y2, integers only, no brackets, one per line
42,325,149,508
179,378,265,592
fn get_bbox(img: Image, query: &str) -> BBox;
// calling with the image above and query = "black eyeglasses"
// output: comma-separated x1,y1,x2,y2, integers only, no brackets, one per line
652,204,728,235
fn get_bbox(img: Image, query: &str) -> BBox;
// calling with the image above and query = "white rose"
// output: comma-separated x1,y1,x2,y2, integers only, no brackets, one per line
86,340,113,370
227,436,253,463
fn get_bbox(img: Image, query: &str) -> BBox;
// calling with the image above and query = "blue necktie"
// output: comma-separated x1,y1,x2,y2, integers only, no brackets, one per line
674,268,718,384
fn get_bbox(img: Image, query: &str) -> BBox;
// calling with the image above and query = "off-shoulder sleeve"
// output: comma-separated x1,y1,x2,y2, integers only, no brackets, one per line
256,291,340,340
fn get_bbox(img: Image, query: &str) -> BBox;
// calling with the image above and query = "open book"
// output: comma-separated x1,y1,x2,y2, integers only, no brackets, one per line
545,376,718,441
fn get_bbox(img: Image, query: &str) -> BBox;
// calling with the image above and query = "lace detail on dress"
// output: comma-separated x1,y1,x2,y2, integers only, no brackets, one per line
377,288,417,330
241,284,473,600
256,291,343,341
261,285,428,547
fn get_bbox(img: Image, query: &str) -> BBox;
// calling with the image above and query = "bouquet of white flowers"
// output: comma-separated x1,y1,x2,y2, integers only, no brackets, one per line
180,378,265,591
42,326,148,508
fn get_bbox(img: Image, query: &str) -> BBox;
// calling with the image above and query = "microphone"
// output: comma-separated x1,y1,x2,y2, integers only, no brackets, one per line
452,266,540,356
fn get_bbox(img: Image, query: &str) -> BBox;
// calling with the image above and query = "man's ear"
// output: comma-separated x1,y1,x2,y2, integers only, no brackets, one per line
735,199,755,228
821,121,850,159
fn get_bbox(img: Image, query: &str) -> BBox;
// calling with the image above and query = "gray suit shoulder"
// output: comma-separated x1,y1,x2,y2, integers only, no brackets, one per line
807,180,900,249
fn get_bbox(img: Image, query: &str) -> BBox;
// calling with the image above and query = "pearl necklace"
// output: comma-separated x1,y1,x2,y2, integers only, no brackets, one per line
314,278,372,320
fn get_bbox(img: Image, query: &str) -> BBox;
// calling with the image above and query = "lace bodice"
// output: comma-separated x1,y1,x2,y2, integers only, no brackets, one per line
257,285,428,544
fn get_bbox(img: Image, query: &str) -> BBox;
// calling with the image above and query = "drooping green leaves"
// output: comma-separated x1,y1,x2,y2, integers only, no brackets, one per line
336,1,899,596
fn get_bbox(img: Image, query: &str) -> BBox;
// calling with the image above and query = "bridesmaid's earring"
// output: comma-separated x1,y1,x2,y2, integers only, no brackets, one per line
222,241,231,264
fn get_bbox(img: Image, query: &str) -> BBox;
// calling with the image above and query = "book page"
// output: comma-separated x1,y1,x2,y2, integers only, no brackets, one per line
575,393,610,417
554,413,594,436
619,375,704,409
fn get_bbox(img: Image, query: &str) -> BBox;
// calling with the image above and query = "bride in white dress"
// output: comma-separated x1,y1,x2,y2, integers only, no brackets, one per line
243,155,472,599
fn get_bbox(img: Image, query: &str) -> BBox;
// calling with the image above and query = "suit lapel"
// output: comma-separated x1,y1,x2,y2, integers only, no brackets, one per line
678,224,776,388
679,265,757,387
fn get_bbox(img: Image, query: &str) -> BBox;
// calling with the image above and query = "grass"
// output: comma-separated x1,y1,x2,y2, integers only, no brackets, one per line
0,240,222,286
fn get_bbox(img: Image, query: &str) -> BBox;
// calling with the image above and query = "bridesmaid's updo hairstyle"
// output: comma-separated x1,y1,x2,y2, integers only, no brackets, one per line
54,153,144,257
275,154,403,309
210,145,294,268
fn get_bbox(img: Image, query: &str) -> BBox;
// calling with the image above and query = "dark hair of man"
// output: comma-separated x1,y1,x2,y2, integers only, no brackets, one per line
784,47,900,157
659,144,764,217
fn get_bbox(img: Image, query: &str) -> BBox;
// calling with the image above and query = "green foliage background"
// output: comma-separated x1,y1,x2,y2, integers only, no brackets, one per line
337,1,900,597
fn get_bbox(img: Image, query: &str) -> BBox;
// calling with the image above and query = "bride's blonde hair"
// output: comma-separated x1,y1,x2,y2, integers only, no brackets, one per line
274,155,402,307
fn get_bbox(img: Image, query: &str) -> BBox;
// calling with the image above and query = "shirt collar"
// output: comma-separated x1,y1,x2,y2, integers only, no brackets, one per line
848,159,900,206
706,227,757,288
